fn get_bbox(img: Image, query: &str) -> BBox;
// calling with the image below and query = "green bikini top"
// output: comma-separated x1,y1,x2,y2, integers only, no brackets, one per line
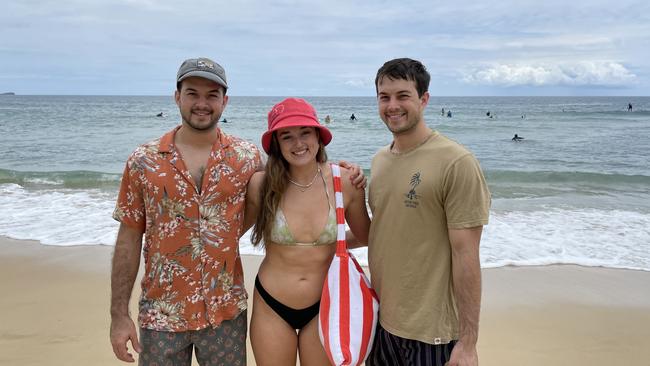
269,170,337,246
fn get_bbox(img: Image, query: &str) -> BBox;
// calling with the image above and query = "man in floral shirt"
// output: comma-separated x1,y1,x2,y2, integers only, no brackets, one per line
110,57,262,365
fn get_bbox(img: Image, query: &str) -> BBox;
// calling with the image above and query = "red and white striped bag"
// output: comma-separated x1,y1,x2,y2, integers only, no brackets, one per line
319,164,379,366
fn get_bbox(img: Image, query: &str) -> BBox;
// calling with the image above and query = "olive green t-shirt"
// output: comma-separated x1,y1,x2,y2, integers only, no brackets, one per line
368,131,491,345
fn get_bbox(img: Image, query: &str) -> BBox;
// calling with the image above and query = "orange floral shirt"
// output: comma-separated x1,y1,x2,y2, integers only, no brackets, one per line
113,126,262,332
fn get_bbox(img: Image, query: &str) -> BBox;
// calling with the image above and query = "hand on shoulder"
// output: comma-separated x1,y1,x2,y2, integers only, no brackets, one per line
336,161,367,190
338,165,366,202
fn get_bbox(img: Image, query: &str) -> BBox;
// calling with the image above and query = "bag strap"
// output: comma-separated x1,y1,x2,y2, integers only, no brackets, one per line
330,163,348,256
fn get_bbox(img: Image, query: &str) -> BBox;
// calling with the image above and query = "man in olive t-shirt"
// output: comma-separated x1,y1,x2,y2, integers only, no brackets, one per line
366,58,491,366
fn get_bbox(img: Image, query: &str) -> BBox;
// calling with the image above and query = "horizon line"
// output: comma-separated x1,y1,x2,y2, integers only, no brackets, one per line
2,94,649,98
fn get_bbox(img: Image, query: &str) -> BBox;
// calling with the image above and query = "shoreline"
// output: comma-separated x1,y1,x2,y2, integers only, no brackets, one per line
1,236,649,365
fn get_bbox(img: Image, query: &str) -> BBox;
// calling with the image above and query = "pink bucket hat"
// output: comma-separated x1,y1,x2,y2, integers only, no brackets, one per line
261,97,332,154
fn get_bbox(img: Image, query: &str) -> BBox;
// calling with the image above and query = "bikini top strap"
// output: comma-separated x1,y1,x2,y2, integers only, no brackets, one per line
319,166,333,212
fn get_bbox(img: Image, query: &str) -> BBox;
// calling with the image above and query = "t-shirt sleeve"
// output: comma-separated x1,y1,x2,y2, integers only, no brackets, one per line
112,154,146,232
443,153,491,229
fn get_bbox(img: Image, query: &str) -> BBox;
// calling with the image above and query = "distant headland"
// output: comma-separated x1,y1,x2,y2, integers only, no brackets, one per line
1,92,15,95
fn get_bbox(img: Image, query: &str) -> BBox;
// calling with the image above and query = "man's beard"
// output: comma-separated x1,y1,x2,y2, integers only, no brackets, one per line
384,115,418,135
181,109,220,131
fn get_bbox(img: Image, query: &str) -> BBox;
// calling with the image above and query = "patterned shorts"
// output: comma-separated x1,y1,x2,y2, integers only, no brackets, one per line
366,322,457,366
138,311,247,366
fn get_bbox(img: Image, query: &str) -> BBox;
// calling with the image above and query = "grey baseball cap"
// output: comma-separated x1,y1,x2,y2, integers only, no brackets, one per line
176,57,228,89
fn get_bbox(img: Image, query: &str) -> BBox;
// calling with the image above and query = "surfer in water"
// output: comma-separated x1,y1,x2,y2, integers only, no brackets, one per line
156,112,165,117
628,103,633,111
512,134,524,142
350,113,357,121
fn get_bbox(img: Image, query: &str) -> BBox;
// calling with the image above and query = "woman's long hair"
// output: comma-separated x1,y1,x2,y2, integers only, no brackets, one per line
251,130,328,247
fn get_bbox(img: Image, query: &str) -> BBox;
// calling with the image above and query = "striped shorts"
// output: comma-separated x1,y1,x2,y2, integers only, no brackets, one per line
366,323,457,366
138,311,247,366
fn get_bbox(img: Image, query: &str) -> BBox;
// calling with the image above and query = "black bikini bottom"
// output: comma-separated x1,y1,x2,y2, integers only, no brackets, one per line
255,275,320,330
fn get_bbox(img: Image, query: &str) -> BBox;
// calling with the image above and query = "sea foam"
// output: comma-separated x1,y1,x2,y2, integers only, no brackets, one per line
2,183,649,271
0,184,118,246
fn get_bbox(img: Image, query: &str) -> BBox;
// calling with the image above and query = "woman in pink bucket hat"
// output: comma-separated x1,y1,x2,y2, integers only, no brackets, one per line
245,97,371,365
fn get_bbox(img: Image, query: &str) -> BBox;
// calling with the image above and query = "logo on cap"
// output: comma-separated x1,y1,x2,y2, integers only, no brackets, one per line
197,59,215,70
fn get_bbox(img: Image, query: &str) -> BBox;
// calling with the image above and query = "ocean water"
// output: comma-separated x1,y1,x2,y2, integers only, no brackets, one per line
1,95,649,270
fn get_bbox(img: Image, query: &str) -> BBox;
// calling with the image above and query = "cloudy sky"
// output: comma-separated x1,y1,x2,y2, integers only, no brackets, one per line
2,0,649,96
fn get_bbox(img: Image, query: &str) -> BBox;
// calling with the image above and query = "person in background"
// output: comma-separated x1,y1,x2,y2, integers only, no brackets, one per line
244,97,371,366
512,134,524,141
366,58,491,366
110,57,262,365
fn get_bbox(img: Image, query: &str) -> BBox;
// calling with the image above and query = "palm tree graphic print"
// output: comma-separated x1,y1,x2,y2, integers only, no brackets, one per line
406,172,421,200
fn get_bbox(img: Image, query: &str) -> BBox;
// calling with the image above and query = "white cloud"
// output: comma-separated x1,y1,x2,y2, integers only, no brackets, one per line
344,79,370,88
463,62,637,87
1,0,648,95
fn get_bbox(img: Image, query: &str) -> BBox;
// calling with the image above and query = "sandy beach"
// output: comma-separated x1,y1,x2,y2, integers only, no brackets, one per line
1,236,649,366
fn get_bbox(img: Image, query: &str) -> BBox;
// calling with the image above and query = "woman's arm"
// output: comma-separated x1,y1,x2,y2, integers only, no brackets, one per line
243,171,264,233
